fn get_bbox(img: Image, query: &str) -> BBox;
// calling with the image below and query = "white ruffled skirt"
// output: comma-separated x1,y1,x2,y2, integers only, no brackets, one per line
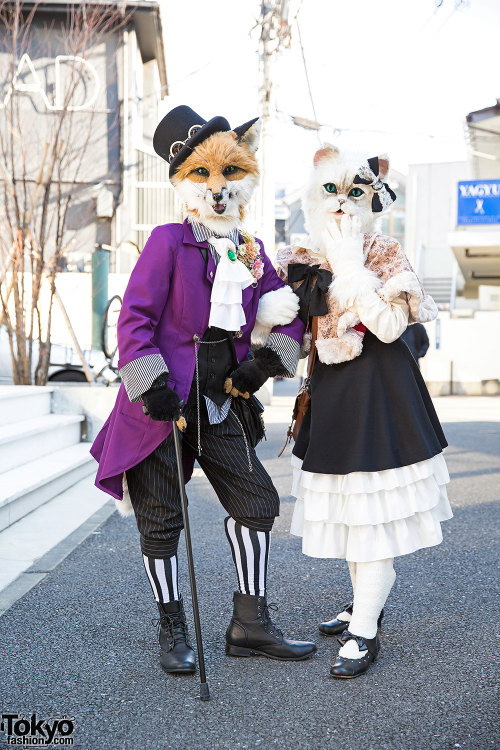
290,452,453,561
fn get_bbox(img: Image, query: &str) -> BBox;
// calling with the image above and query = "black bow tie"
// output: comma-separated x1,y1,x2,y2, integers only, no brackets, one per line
287,263,333,324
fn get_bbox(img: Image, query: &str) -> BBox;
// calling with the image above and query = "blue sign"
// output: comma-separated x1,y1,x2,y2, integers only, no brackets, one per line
457,180,500,225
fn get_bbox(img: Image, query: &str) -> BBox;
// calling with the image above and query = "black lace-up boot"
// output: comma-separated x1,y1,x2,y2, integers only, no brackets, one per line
157,598,196,674
225,592,317,661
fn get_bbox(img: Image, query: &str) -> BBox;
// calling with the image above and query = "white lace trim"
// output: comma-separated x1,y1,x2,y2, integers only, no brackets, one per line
290,495,453,561
296,477,449,527
291,452,449,495
290,453,453,561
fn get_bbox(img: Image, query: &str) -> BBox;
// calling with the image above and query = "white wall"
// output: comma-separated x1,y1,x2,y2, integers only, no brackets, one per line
421,311,500,395
405,161,470,275
51,384,119,441
28,273,130,351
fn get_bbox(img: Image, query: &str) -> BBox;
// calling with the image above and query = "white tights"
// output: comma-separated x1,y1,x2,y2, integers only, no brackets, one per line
338,558,396,659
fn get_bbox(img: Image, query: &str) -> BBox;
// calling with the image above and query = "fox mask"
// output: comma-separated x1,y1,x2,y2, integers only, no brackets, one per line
171,120,261,234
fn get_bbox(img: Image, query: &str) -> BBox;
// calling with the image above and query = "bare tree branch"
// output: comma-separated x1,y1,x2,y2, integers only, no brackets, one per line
0,0,132,383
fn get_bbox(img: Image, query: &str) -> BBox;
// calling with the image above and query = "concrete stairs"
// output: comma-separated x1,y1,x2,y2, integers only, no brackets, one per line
0,386,95,532
422,277,453,306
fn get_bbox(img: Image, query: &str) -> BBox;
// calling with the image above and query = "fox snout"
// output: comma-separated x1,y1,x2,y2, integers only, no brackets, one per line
207,180,229,198
208,187,229,214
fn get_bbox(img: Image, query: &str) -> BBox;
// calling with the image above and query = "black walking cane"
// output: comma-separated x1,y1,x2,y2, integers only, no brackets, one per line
142,403,210,701
171,414,210,701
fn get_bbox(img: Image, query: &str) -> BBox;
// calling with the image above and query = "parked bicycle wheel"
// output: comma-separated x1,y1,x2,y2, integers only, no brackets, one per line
101,295,122,362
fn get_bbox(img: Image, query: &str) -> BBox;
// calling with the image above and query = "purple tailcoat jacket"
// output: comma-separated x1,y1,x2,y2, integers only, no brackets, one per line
90,220,304,500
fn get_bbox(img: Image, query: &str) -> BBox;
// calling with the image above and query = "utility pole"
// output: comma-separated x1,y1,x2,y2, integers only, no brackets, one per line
257,1,291,258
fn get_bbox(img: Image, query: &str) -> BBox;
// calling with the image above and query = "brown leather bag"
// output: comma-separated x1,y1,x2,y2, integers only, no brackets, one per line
278,317,318,457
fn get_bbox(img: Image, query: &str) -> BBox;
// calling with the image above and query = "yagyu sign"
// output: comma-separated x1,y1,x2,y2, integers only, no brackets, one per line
0,52,100,111
457,179,500,225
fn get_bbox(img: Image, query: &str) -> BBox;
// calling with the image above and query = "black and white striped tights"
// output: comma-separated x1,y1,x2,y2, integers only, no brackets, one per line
142,516,271,603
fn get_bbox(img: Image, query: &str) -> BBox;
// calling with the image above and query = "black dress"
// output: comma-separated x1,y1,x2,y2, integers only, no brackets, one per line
293,330,447,476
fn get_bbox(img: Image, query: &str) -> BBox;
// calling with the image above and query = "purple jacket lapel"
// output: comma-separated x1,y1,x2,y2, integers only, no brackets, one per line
182,220,217,285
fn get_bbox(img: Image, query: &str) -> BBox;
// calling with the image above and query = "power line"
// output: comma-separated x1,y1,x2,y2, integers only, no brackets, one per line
277,109,457,141
423,3,460,47
169,59,216,86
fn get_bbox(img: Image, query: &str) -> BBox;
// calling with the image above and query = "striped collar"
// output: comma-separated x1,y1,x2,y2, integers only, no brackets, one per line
188,218,239,247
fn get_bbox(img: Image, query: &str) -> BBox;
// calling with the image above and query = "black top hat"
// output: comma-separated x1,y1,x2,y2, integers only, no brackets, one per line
153,105,258,178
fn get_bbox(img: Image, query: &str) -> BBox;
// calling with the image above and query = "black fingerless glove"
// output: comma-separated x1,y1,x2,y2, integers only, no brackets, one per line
229,347,286,396
141,374,182,422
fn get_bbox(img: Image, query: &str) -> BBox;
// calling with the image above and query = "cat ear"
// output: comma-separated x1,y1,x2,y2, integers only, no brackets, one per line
313,144,339,167
234,118,261,153
377,155,390,180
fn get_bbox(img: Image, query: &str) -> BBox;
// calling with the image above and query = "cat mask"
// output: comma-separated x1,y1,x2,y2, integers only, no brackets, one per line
303,145,396,243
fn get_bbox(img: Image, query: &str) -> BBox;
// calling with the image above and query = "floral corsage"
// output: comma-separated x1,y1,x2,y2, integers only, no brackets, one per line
237,230,264,282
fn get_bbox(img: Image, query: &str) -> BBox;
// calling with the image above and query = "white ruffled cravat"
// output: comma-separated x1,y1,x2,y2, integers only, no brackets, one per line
208,236,254,331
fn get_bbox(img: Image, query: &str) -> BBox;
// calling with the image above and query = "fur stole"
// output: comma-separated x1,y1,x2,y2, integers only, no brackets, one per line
276,233,437,365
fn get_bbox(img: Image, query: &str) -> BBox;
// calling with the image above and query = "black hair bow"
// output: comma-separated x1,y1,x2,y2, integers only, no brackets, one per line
353,156,397,213
288,263,333,324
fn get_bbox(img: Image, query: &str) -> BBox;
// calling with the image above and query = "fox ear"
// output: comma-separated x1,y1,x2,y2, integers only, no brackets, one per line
234,118,261,153
313,143,339,167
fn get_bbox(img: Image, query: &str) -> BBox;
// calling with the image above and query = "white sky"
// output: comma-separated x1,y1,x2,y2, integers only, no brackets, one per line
160,0,500,187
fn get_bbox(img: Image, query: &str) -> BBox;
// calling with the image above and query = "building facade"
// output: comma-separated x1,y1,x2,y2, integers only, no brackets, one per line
0,0,171,275
0,1,179,352
404,101,500,394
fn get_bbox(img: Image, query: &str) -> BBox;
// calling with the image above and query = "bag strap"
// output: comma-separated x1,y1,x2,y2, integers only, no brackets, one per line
277,315,318,458
306,316,318,379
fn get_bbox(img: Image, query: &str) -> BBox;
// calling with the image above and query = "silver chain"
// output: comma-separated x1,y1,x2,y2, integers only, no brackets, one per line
192,332,252,470
229,408,253,473
193,335,202,455
193,333,233,456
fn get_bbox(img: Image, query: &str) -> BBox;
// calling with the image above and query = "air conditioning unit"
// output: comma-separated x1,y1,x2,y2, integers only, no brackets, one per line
96,187,115,219
479,284,500,310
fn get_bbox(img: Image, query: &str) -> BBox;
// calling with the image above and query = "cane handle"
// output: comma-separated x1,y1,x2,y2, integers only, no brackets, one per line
224,377,250,399
176,416,187,432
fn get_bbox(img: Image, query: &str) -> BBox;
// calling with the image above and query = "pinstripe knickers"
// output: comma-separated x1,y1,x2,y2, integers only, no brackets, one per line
126,397,279,557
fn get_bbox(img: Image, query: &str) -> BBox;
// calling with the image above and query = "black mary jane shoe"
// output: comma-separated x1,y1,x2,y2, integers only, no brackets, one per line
319,603,384,636
329,630,380,679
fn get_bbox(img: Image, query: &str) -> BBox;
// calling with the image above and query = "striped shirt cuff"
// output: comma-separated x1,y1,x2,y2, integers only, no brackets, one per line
119,353,169,402
265,332,300,378
204,395,232,425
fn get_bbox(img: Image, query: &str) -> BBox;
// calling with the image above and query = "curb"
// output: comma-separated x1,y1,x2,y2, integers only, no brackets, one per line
0,500,116,617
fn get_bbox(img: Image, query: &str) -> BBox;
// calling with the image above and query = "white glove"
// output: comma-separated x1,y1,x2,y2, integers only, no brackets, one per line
321,214,364,267
325,215,381,309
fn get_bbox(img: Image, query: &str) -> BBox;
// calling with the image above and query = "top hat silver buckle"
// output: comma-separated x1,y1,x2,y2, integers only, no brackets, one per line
168,124,203,162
